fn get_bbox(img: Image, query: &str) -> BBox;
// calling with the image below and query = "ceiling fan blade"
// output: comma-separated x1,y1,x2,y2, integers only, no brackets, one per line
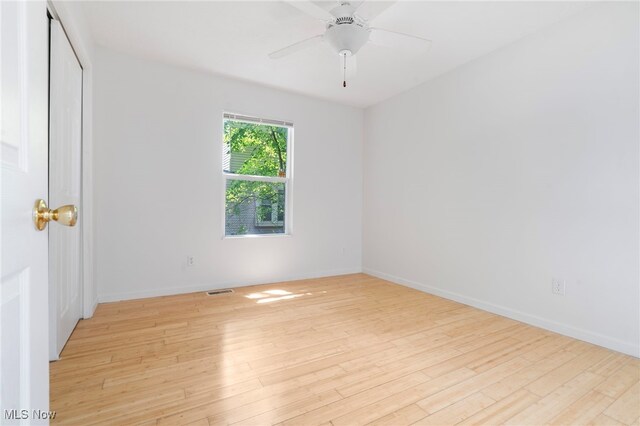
355,1,396,22
269,35,324,59
351,0,367,12
282,0,333,22
369,28,432,53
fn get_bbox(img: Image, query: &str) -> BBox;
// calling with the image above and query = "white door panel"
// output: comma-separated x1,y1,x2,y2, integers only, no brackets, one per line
49,19,82,360
0,0,50,423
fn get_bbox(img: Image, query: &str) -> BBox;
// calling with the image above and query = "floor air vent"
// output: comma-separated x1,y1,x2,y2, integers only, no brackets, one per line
206,289,234,296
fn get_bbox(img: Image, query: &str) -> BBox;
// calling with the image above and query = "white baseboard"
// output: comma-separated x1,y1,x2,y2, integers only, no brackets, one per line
98,267,362,303
82,296,98,319
88,297,98,318
363,267,639,358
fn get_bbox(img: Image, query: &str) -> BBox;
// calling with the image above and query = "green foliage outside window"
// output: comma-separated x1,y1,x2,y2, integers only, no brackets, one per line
224,120,287,177
224,120,288,235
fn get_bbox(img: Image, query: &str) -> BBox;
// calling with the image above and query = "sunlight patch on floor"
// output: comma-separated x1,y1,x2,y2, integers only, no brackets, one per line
244,289,313,304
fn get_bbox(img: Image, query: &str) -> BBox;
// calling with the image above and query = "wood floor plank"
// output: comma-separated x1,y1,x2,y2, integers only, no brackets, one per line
412,391,496,425
368,404,428,426
604,382,640,425
549,390,615,425
458,389,540,425
281,371,431,426
415,357,531,416
525,346,612,397
504,371,607,425
330,367,477,426
589,413,628,426
596,362,640,399
49,274,640,425
481,349,577,400
226,389,342,425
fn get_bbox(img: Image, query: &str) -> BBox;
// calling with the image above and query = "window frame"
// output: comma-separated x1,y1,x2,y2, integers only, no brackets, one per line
221,113,293,239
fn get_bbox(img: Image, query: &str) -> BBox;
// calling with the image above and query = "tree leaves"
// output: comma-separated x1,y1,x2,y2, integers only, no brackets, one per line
224,120,287,177
224,120,289,234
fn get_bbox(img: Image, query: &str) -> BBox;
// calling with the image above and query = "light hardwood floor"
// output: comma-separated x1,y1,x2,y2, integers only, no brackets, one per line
50,274,639,425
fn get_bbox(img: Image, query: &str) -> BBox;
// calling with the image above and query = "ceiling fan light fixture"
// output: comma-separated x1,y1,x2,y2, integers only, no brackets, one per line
272,0,433,87
324,24,370,55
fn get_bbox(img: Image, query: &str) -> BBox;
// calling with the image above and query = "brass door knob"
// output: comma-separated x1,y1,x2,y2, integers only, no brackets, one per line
33,199,78,231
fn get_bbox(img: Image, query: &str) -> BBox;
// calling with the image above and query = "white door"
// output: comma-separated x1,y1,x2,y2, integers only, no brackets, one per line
0,0,51,424
49,19,82,360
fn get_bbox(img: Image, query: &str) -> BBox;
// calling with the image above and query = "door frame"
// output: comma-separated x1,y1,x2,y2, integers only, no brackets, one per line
46,0,96,319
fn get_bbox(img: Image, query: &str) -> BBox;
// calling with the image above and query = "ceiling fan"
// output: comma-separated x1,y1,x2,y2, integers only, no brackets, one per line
269,0,432,88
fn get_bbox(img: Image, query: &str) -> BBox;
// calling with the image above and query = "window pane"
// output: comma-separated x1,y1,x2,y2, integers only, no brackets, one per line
225,179,285,236
223,119,288,177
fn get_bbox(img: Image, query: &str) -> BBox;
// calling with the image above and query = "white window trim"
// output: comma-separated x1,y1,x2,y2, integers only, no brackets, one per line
221,114,293,239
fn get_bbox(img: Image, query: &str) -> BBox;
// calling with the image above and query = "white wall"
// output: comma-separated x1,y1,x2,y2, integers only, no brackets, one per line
93,47,363,301
363,3,639,356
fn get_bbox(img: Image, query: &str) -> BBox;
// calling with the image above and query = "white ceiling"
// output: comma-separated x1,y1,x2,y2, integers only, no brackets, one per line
76,1,591,107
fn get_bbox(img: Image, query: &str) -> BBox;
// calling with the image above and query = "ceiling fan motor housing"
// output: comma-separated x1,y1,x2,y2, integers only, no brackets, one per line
325,23,370,55
324,1,370,55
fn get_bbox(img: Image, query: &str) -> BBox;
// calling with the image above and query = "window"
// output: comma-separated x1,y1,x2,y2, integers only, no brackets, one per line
222,113,292,236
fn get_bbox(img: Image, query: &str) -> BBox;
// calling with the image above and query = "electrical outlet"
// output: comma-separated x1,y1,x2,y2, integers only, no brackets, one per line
552,278,565,296
187,256,195,267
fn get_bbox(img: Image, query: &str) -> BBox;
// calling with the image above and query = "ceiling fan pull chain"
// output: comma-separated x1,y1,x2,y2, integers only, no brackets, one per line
343,53,347,88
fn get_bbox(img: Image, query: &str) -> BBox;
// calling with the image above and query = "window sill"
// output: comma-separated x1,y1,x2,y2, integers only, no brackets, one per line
222,233,292,240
